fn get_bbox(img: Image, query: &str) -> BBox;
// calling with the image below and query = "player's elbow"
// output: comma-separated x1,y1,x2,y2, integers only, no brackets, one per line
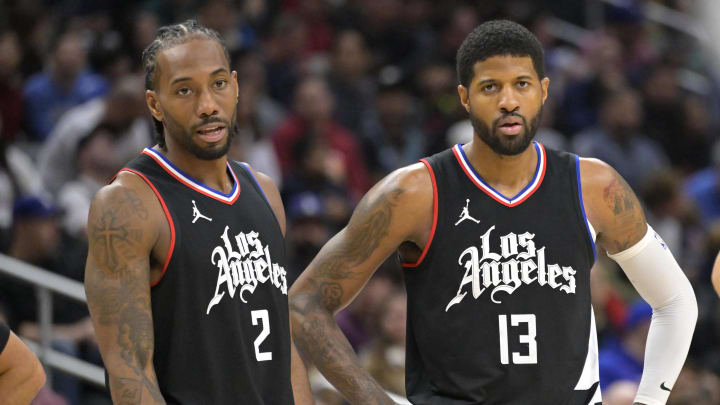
2,351,46,404
27,357,47,398
656,279,698,328
712,268,720,297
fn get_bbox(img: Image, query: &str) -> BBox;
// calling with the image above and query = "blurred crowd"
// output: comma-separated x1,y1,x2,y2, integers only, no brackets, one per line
0,0,719,404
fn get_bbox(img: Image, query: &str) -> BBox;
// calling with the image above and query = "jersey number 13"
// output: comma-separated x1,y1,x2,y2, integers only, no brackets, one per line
498,314,537,365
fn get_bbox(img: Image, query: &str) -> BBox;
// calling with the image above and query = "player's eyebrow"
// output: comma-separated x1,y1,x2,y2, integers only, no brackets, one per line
170,68,229,85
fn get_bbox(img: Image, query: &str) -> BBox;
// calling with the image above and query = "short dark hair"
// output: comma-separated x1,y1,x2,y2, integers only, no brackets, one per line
141,20,229,149
456,20,545,88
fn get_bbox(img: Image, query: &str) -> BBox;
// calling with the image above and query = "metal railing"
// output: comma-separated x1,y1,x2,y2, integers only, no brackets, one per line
0,253,105,387
0,253,411,402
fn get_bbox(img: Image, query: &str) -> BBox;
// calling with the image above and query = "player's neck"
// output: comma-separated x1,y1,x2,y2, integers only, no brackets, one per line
162,144,234,194
463,139,538,197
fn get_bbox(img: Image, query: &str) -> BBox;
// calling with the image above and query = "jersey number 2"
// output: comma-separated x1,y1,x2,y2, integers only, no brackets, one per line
251,309,272,361
498,314,537,365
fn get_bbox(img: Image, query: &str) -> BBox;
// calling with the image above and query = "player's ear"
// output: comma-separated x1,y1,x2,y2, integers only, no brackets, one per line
146,89,163,122
540,77,550,104
458,85,470,113
231,70,239,99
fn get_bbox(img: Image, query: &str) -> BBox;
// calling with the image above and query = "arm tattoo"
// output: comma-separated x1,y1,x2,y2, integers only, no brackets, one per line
314,188,404,280
288,188,406,404
290,282,394,405
86,188,164,403
89,189,146,278
602,175,646,251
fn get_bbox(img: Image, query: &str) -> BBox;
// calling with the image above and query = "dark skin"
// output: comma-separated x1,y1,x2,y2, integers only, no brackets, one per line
85,39,314,405
289,56,649,404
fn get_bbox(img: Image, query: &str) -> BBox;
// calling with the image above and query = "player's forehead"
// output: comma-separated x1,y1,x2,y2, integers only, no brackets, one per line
471,55,537,85
155,39,229,86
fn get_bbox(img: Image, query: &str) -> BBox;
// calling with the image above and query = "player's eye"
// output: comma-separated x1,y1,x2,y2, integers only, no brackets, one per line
482,83,497,92
176,87,191,96
214,79,227,89
517,81,530,88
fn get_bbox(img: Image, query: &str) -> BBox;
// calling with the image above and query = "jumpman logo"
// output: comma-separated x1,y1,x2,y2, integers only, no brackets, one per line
455,199,480,226
192,200,212,223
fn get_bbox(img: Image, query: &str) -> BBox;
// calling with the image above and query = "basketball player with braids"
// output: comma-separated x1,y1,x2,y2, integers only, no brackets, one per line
85,21,313,404
290,20,697,405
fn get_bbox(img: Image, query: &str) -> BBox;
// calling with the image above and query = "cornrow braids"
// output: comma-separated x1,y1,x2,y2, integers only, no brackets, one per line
141,20,230,149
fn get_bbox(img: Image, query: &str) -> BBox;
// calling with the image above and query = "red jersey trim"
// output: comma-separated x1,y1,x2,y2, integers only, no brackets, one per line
452,142,547,207
118,168,176,287
142,148,241,205
402,159,438,268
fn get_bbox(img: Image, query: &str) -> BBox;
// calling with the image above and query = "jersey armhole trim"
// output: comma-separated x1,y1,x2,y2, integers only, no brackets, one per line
238,162,270,204
402,159,438,268
119,168,176,287
575,156,597,263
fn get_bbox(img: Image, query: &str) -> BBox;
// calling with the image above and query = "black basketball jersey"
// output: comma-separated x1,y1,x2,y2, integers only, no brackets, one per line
121,148,294,405
402,142,601,405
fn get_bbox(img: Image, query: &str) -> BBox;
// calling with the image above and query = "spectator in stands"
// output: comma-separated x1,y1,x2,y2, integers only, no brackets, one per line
572,88,668,190
0,197,96,405
234,51,286,135
0,117,47,251
671,95,714,174
559,34,627,135
416,61,463,155
23,30,108,141
264,12,308,107
360,290,407,397
599,300,652,390
642,170,705,280
684,141,720,223
57,124,121,239
336,272,396,352
228,81,282,185
37,75,150,196
273,76,369,199
362,80,425,180
327,30,376,139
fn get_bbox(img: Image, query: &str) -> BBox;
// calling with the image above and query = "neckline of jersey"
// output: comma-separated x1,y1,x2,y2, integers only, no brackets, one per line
143,147,241,204
452,141,547,207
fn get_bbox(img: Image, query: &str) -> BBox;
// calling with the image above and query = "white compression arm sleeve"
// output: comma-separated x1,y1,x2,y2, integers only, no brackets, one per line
607,225,697,405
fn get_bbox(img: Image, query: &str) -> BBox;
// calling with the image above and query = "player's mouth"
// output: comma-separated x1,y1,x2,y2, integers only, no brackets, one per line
196,124,227,143
496,116,524,136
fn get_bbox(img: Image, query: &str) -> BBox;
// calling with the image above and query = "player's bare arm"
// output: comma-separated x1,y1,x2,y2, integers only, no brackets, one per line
289,163,433,404
245,165,315,404
580,158,697,405
579,158,647,254
711,251,720,297
0,329,46,405
85,172,168,405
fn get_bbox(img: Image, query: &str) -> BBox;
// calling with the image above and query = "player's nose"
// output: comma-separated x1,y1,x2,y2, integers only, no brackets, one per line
498,87,520,114
197,88,219,117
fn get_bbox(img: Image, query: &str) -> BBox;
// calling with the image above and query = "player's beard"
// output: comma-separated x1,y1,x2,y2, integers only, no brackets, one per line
165,109,237,161
469,104,543,156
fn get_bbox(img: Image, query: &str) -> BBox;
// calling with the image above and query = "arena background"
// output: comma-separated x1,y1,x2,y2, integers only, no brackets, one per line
0,0,719,404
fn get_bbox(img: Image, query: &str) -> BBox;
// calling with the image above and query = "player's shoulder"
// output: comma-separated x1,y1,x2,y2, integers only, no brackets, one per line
577,157,620,194
236,162,279,194
374,162,433,202
90,171,163,224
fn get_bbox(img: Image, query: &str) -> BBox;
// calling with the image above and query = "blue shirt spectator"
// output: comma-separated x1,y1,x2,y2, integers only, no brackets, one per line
22,32,108,141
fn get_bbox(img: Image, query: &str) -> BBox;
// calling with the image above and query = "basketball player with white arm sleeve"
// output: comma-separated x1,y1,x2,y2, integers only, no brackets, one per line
289,20,696,405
